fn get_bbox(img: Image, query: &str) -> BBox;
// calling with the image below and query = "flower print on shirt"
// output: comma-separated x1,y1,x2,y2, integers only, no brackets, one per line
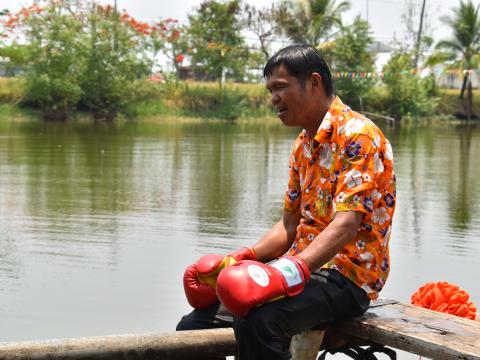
339,118,365,137
384,193,395,207
360,252,374,262
287,189,301,202
371,189,382,202
319,113,332,131
336,192,346,203
319,143,333,169
344,169,363,188
373,133,381,148
374,152,384,174
302,204,315,224
373,207,390,225
303,143,312,159
356,239,366,250
385,142,394,161
381,257,389,271
363,196,373,213
363,173,371,183
345,141,362,159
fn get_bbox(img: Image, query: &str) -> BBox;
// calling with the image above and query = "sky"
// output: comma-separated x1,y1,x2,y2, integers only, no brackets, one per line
0,0,460,46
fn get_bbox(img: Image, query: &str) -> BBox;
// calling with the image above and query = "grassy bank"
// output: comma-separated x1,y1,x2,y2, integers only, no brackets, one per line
123,80,273,120
0,77,479,121
437,89,480,119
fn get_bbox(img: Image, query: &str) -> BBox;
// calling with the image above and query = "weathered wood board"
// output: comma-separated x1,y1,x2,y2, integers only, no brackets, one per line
0,301,479,359
0,328,237,360
333,302,480,360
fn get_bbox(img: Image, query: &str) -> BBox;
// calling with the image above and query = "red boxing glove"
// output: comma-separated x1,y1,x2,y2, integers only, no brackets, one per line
183,262,219,309
216,256,310,317
183,247,256,309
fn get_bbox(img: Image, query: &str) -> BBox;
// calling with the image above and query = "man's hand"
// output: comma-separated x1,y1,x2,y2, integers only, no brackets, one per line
183,247,256,309
216,256,310,317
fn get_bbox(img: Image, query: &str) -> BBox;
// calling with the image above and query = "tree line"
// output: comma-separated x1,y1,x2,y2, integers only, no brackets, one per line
0,0,478,120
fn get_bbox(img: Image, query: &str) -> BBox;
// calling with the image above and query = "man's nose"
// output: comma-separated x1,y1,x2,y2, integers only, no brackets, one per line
271,92,280,106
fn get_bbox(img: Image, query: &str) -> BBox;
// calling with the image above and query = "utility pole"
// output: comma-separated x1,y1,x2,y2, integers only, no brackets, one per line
366,0,369,22
413,0,427,70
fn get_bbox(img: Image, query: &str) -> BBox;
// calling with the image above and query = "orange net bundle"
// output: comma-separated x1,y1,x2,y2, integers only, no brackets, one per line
411,282,477,320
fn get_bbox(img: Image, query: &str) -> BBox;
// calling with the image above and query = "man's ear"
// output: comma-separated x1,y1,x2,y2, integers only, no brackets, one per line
310,72,323,92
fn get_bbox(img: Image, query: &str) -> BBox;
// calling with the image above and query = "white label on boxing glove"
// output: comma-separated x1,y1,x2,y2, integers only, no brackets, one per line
247,264,270,287
271,258,302,288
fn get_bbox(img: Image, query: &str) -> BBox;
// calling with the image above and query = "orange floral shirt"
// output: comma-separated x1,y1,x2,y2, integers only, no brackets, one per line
286,97,396,299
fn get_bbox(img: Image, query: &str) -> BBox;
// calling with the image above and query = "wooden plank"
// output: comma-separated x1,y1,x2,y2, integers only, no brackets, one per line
361,111,396,122
333,302,480,360
0,328,237,360
1,301,479,360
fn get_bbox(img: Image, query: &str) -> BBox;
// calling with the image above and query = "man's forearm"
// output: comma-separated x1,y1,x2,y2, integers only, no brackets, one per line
252,212,300,262
297,211,363,271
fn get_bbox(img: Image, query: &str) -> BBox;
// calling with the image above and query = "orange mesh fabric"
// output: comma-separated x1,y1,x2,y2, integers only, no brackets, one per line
411,282,477,320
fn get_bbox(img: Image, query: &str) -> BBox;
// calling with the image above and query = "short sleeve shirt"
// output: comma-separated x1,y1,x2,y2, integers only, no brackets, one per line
285,97,396,299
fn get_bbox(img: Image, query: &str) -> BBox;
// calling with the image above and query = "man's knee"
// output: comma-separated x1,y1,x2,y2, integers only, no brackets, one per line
234,304,291,338
176,309,213,331
176,312,199,331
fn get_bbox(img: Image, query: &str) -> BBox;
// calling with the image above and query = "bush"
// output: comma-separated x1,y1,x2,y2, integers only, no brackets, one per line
18,3,85,119
2,1,156,120
176,81,270,120
333,17,377,109
78,4,152,120
437,89,480,118
0,78,25,104
382,53,439,119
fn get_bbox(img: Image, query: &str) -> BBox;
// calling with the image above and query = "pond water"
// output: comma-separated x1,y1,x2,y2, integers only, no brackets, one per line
0,117,479,346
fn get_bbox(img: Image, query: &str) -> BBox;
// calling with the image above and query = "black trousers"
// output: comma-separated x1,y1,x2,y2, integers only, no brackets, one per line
176,269,370,360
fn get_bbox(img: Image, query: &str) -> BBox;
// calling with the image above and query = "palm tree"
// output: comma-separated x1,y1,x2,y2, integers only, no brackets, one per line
273,0,351,46
435,0,480,98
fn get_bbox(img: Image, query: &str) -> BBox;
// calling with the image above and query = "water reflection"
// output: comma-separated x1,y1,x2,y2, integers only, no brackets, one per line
0,118,478,341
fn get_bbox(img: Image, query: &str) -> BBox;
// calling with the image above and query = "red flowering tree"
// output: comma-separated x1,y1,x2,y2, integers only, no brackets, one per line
80,3,154,119
0,0,159,120
148,18,189,78
0,1,86,119
187,0,249,84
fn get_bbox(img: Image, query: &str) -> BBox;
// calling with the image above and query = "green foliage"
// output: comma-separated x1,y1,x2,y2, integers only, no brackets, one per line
20,3,85,118
437,88,480,117
0,78,25,104
176,82,268,120
435,0,480,70
0,43,30,75
273,0,350,45
79,4,152,120
434,0,480,97
332,17,376,108
187,0,249,83
382,52,438,119
3,0,155,120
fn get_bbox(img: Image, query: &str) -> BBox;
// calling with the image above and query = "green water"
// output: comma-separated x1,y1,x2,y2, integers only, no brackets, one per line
0,117,479,342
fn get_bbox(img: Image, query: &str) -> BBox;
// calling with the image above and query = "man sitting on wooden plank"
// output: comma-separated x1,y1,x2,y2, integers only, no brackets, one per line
177,44,397,360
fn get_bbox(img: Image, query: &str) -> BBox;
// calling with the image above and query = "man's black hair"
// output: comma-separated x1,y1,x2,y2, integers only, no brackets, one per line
263,44,334,97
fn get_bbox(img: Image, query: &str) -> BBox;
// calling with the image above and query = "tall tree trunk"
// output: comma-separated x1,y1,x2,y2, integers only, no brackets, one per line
413,0,427,70
460,70,468,99
466,75,473,121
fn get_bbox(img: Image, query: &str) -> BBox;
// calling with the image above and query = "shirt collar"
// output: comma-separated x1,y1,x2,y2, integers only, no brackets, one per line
313,96,348,143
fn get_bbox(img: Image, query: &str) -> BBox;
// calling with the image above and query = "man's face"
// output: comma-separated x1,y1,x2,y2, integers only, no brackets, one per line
266,65,311,128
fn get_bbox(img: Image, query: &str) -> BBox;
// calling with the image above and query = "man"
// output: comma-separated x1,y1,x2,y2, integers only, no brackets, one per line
177,44,396,360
